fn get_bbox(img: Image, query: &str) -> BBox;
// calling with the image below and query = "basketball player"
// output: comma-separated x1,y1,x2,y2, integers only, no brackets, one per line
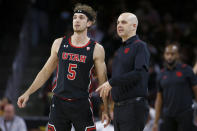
17,3,110,131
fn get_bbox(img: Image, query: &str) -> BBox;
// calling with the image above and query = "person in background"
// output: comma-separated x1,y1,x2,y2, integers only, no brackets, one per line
0,97,11,116
0,104,27,131
152,44,197,131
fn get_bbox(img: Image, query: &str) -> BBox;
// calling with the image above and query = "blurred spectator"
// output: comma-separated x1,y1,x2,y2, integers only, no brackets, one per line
0,104,27,131
0,97,11,116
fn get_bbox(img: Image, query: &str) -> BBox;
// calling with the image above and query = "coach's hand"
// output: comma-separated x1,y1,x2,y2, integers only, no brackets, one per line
96,81,112,98
17,93,29,108
101,111,111,128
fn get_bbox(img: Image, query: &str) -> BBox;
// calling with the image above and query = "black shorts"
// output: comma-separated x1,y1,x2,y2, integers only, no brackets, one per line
48,95,96,131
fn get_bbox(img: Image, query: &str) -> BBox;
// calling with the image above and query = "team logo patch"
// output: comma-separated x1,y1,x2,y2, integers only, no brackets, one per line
162,75,167,79
124,48,130,54
176,71,182,77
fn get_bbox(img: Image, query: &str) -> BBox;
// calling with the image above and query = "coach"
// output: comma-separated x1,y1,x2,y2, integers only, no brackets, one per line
96,12,150,131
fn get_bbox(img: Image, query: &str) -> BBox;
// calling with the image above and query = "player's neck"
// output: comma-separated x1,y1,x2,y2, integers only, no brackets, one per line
72,31,89,45
122,32,136,42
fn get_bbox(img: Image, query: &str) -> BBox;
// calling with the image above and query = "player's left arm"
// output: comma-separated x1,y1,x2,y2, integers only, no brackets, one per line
93,43,110,127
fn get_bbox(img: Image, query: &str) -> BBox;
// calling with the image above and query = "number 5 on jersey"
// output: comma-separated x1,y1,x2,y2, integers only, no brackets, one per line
67,63,77,80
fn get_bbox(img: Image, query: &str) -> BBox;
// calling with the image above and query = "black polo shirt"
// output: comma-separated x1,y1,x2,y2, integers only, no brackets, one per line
157,63,197,117
109,35,150,102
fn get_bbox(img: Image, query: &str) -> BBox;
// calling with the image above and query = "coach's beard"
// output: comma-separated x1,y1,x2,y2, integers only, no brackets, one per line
166,60,177,69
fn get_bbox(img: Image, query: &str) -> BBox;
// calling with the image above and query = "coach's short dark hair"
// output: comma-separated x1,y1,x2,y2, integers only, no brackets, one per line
74,3,96,24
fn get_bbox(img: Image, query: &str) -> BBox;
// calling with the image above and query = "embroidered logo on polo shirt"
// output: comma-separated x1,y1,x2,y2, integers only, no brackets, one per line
176,71,182,77
182,64,187,68
124,48,130,54
162,75,167,79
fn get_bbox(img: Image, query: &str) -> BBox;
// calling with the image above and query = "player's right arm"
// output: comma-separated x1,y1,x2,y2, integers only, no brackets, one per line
17,38,62,108
152,92,163,131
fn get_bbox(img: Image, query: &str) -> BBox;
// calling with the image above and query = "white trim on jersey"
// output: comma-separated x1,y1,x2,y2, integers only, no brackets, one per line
48,123,56,131
52,64,59,92
85,125,96,131
88,65,94,97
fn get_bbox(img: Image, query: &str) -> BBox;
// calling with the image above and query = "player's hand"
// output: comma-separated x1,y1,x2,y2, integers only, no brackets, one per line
17,93,29,108
101,111,111,128
152,123,159,131
96,81,112,98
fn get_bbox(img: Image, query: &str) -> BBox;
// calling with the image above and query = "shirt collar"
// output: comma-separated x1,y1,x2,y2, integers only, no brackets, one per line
123,35,139,45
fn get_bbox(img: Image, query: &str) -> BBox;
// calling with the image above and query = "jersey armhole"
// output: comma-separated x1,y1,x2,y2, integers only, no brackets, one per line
57,36,68,58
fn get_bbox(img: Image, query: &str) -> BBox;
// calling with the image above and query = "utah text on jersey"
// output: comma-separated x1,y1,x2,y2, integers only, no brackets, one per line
62,52,87,63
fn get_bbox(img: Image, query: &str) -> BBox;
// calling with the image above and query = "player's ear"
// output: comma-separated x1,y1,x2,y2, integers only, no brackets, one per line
87,20,93,28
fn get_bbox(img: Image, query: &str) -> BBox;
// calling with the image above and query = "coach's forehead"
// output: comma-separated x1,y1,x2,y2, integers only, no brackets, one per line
118,13,137,24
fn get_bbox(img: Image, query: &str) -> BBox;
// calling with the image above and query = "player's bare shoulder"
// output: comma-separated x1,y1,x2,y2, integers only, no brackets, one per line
52,37,63,54
93,42,105,60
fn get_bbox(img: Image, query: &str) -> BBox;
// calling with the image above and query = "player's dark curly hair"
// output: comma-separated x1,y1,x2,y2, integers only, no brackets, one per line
74,3,97,24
